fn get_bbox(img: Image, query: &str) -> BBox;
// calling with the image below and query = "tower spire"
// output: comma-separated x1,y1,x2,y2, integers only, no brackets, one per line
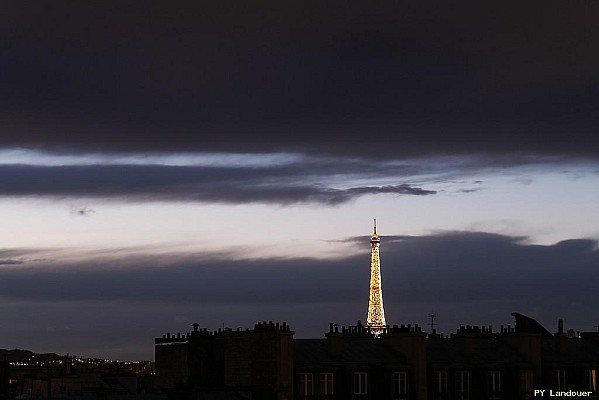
367,219,386,336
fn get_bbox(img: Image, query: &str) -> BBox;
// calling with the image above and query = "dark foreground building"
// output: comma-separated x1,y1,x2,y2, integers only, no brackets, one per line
155,321,293,400
0,360,9,400
155,314,599,400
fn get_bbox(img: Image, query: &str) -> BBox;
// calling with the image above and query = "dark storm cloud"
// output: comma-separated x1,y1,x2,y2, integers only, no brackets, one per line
0,163,435,204
1,232,597,309
1,1,599,158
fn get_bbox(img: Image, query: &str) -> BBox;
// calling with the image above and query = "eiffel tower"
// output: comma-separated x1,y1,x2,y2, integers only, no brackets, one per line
367,219,386,335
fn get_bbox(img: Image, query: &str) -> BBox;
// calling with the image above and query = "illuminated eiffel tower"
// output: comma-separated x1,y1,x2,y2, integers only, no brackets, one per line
367,219,386,335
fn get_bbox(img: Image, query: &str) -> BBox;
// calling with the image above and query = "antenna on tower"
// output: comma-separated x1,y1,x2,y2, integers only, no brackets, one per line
373,218,377,234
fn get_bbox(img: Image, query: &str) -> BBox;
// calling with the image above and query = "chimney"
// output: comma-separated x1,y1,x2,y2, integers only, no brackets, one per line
558,319,564,334
325,325,343,357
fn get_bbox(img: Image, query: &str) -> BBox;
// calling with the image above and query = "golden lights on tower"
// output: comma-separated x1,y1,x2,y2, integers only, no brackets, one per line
367,219,386,335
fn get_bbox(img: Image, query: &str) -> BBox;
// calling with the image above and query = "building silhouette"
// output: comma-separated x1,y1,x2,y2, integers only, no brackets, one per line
154,314,599,399
0,359,9,400
153,225,599,399
3,352,156,399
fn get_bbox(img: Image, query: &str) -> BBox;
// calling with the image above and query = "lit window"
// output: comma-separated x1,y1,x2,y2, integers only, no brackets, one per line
299,373,314,396
455,370,470,400
433,371,448,400
319,373,334,396
354,372,368,395
521,370,533,393
553,370,566,390
585,370,597,392
488,371,502,399
393,371,408,400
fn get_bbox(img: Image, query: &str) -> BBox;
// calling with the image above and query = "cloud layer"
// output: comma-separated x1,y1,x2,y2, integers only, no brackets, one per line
1,231,597,359
0,159,439,204
2,151,584,205
1,1,598,158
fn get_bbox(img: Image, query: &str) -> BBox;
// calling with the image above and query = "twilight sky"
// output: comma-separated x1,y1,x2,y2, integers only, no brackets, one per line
1,0,599,361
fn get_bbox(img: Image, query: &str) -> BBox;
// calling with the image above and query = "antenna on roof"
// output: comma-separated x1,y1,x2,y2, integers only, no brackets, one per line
373,218,377,234
429,312,437,333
